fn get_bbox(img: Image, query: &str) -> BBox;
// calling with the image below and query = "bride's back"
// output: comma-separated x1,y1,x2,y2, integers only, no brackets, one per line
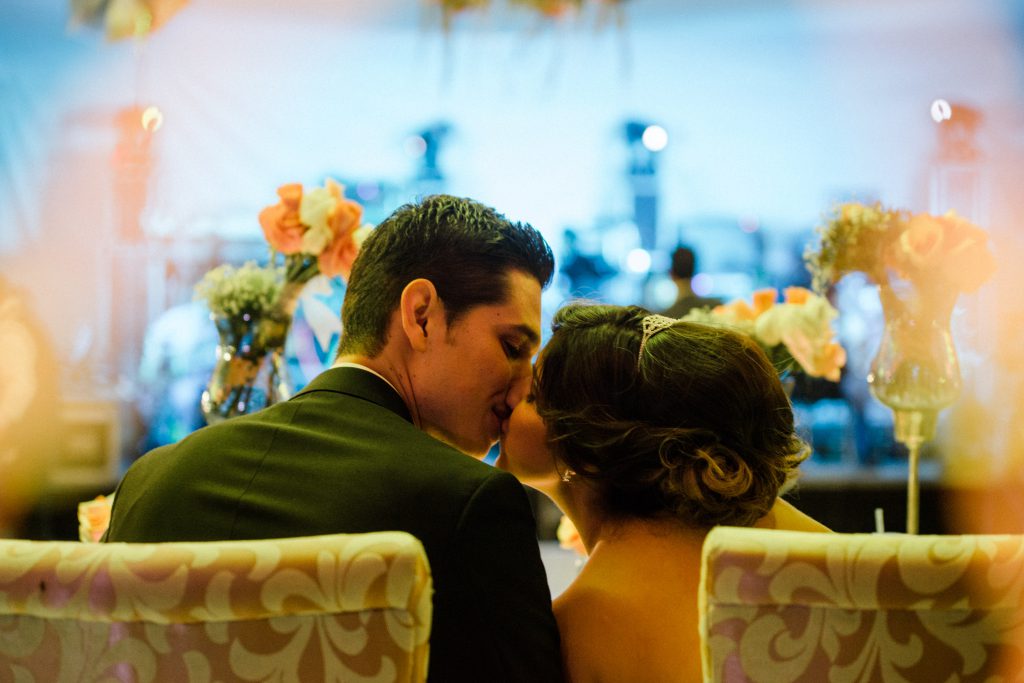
554,520,706,683
506,303,829,683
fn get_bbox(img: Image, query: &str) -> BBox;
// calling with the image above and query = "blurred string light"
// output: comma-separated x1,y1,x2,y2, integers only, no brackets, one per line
930,98,952,123
641,124,668,152
625,121,669,153
691,273,714,296
624,119,666,252
404,135,427,157
355,182,380,202
625,248,652,274
140,105,163,132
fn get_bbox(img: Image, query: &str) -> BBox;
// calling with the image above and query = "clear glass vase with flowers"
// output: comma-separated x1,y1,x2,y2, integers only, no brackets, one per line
195,179,370,424
805,202,996,532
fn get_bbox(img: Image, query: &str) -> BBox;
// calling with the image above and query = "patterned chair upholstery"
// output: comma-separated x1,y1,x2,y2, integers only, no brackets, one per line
699,527,1024,682
0,531,432,682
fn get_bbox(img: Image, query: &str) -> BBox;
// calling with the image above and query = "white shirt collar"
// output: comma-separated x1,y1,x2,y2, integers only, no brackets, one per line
331,361,400,395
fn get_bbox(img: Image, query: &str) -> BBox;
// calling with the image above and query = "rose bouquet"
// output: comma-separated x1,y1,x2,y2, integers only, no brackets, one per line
681,287,847,382
259,178,370,310
194,178,370,325
805,202,996,314
193,180,370,422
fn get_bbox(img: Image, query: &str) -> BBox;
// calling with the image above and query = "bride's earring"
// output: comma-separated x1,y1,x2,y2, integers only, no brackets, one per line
561,469,576,483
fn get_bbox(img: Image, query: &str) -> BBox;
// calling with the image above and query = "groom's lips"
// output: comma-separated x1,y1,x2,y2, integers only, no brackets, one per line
493,405,511,436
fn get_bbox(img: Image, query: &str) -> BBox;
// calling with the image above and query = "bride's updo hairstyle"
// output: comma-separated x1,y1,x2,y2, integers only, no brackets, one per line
535,303,809,528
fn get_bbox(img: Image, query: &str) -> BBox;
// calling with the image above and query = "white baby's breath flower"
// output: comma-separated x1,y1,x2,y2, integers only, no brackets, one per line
194,261,285,319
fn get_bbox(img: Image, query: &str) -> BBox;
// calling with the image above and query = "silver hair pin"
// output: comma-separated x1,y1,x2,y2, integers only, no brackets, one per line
637,314,677,369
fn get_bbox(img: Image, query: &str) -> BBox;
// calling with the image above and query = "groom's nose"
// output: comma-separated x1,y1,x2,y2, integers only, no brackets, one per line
504,371,531,410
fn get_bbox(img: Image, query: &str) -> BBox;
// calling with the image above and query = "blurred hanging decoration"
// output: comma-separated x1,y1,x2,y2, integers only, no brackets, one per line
68,0,191,41
805,203,996,534
430,0,627,30
432,0,492,33
509,0,584,18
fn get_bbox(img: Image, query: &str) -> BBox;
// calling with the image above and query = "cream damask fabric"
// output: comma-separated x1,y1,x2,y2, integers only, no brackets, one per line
0,531,432,682
700,527,1024,683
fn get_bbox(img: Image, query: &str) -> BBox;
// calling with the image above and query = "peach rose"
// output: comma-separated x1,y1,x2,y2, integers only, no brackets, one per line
783,286,811,305
943,246,996,293
713,299,757,321
317,200,365,281
751,288,778,315
78,494,113,543
936,212,997,292
259,183,305,255
895,213,945,270
327,193,363,242
755,294,846,381
782,329,847,382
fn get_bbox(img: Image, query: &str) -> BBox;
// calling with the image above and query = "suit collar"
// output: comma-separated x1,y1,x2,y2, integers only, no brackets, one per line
296,366,412,423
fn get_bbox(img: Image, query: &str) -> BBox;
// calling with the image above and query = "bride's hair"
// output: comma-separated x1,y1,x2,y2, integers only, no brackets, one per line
535,303,809,528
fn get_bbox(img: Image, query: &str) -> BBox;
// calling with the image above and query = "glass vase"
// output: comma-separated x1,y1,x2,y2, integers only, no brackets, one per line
201,311,293,424
867,284,961,533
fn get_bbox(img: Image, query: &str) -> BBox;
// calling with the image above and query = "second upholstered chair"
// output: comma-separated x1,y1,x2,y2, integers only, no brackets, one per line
700,527,1024,683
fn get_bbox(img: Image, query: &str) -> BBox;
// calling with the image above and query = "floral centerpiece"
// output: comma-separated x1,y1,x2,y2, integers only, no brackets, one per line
431,0,625,30
258,178,368,312
78,494,114,543
805,201,996,533
681,286,847,382
805,203,995,315
804,203,995,426
195,179,369,423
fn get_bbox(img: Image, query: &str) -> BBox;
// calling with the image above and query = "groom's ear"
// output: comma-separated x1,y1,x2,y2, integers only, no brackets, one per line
399,279,441,352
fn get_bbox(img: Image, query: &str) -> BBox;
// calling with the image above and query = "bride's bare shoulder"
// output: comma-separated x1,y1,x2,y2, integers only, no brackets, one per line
554,575,701,683
755,497,832,532
553,580,639,682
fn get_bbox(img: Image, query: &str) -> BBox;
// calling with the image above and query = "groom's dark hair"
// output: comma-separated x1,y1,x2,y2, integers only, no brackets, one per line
338,194,554,357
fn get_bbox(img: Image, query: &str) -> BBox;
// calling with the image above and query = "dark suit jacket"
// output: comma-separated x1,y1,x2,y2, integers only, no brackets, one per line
105,366,564,682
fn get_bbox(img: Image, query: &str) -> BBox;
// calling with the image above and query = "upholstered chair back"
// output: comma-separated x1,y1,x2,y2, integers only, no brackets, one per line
700,527,1024,682
0,531,432,682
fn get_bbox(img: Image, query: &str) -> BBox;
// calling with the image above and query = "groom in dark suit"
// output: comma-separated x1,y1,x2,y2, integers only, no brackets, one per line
104,195,564,682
